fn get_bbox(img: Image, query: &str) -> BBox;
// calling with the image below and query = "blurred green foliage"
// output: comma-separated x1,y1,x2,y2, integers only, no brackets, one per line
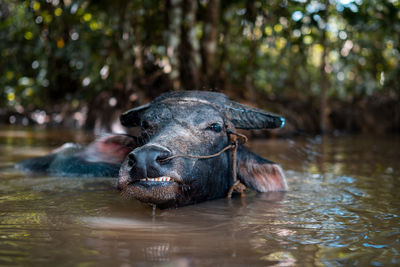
0,0,399,122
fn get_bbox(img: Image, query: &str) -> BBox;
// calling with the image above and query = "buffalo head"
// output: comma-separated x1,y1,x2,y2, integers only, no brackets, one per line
116,91,287,208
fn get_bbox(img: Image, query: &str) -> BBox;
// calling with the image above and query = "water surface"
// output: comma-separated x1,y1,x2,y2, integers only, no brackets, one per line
0,126,399,266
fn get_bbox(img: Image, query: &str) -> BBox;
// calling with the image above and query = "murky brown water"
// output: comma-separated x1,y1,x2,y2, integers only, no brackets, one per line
0,126,399,266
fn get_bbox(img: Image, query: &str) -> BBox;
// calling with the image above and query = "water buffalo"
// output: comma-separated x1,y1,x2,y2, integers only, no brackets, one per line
17,134,140,177
18,91,287,208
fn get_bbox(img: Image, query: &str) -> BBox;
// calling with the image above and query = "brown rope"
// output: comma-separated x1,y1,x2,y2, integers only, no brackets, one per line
160,144,235,162
226,131,247,198
158,129,248,198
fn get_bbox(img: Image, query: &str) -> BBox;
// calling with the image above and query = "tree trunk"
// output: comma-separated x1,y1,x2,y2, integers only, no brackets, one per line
244,0,258,102
121,1,135,92
200,0,220,87
319,0,330,133
179,0,200,90
165,0,182,90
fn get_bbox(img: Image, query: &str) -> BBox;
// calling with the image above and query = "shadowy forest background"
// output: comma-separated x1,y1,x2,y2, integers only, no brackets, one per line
0,0,399,135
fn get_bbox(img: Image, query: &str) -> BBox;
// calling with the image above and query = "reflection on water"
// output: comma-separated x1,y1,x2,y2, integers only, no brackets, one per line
0,126,399,266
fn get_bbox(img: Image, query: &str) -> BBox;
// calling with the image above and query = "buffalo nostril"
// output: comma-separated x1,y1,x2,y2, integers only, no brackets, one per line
156,151,172,164
128,153,136,167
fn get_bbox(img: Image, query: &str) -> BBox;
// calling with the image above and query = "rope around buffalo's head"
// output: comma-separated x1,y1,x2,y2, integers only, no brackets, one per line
158,129,248,198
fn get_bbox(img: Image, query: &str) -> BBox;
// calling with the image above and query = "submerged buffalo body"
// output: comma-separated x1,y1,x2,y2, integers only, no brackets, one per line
18,91,287,208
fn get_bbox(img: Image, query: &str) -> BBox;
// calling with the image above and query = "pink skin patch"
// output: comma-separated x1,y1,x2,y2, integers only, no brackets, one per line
79,135,137,164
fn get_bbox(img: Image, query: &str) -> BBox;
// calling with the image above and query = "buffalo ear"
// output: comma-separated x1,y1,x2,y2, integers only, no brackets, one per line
237,146,287,192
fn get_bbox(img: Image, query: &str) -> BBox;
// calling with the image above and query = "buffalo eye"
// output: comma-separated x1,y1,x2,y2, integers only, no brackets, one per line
207,123,223,133
141,120,150,130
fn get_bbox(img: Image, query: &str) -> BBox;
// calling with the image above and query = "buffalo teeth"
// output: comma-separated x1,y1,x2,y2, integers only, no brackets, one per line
140,176,172,182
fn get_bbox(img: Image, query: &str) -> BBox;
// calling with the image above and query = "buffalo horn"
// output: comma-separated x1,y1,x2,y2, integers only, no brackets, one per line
120,103,150,127
226,102,285,130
